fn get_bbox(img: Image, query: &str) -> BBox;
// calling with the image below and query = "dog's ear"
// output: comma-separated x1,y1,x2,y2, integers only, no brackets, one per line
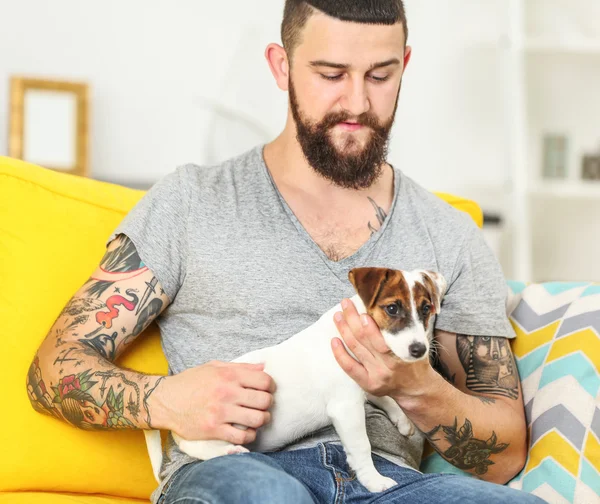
348,268,391,310
419,270,447,314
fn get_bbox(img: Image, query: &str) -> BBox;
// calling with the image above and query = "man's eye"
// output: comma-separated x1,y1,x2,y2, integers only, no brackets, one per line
320,74,343,81
385,304,399,316
369,74,390,82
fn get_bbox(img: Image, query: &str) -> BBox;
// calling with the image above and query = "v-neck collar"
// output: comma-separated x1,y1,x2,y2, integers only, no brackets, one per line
256,145,402,280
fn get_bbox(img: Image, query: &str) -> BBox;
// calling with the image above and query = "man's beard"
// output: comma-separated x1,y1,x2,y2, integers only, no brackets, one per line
289,78,399,190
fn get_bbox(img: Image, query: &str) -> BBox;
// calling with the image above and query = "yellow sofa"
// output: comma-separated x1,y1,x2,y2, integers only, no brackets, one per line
0,156,483,503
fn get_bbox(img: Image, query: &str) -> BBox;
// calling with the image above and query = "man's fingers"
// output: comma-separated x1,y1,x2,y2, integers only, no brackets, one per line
213,361,264,370
360,315,393,356
331,337,369,388
226,405,271,429
341,299,379,354
340,302,394,368
238,369,275,392
237,388,273,411
235,362,265,371
219,424,257,445
341,298,363,333
334,311,375,365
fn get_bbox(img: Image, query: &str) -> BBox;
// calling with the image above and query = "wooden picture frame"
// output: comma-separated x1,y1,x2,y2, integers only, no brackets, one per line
9,77,90,177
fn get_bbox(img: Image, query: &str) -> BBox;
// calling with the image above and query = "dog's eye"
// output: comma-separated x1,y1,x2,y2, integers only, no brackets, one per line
422,304,431,316
385,304,399,316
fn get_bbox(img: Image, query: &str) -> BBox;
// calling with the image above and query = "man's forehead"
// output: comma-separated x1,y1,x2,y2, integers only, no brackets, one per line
295,11,406,65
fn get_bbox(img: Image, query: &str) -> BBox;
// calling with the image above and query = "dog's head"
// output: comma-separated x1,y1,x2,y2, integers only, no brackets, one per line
348,268,447,362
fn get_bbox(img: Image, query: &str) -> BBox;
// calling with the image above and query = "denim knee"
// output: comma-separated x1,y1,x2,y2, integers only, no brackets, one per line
161,453,314,504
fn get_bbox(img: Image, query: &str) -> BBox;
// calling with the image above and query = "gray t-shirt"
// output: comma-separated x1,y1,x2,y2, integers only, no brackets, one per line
110,145,514,502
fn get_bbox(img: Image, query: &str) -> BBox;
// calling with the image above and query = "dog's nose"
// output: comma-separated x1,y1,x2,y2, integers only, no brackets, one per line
409,342,427,359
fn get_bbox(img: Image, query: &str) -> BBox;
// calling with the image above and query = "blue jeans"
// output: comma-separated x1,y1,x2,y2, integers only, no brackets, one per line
158,443,544,504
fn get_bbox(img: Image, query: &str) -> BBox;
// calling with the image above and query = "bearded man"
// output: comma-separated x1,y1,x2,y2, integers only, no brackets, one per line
29,1,544,503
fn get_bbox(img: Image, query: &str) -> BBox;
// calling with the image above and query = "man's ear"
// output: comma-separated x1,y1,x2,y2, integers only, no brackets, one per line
419,270,447,314
265,43,290,92
348,268,390,310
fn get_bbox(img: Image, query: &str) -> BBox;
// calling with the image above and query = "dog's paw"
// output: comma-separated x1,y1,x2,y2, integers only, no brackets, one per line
226,445,249,455
178,439,244,461
359,474,397,493
397,419,415,438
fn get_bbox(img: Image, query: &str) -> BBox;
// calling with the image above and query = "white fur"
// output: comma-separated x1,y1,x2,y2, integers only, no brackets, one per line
144,270,446,492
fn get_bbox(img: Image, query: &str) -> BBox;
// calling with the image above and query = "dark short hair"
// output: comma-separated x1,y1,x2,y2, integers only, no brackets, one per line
281,0,408,60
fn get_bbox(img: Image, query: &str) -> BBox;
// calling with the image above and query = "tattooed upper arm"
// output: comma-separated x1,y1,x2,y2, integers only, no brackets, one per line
49,234,170,362
433,330,522,406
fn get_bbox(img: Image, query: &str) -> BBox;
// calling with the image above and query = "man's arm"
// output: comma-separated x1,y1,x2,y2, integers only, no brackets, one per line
416,329,527,483
27,234,274,443
27,234,171,431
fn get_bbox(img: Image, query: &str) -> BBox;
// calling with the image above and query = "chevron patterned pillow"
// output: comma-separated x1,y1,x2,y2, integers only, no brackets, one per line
507,282,600,503
420,281,600,504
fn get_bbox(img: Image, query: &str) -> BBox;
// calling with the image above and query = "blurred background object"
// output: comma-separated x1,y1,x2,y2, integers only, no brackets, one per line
1,0,598,282
9,77,89,177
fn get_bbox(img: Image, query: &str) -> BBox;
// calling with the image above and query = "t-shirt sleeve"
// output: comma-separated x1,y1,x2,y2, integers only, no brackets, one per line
107,166,191,302
435,220,515,338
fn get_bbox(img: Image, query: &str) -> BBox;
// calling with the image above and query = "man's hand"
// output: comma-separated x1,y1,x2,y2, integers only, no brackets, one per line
154,361,275,445
331,298,438,403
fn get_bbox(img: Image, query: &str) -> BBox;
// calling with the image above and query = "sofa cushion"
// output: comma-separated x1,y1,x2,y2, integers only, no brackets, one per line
0,492,147,503
0,155,483,499
0,157,168,500
421,281,600,504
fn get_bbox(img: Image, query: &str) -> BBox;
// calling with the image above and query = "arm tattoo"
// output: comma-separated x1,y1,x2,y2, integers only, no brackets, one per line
84,235,147,298
29,235,168,431
144,376,166,429
101,235,145,272
424,417,509,475
367,197,387,235
28,350,165,431
456,335,519,400
27,355,62,420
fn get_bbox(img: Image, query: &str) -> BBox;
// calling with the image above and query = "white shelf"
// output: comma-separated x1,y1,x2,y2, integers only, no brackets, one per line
525,38,600,54
530,181,600,199
505,0,600,282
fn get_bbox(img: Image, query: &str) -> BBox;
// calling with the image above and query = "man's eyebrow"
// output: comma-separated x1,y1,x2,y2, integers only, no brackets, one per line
309,58,401,71
309,60,349,69
368,58,400,70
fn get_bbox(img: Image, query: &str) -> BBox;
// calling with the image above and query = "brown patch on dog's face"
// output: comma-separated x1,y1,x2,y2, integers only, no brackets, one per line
348,267,390,310
349,268,412,334
421,271,446,312
412,282,436,331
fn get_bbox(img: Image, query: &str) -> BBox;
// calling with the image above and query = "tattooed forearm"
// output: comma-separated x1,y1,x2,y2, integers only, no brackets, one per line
424,417,509,475
367,197,387,235
27,347,165,431
456,335,519,400
28,234,170,432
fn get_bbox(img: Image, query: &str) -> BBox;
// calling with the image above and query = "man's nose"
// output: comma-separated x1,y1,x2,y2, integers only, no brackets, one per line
341,78,370,117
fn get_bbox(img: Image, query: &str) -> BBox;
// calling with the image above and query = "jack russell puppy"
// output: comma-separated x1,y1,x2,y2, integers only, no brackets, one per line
144,267,447,492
